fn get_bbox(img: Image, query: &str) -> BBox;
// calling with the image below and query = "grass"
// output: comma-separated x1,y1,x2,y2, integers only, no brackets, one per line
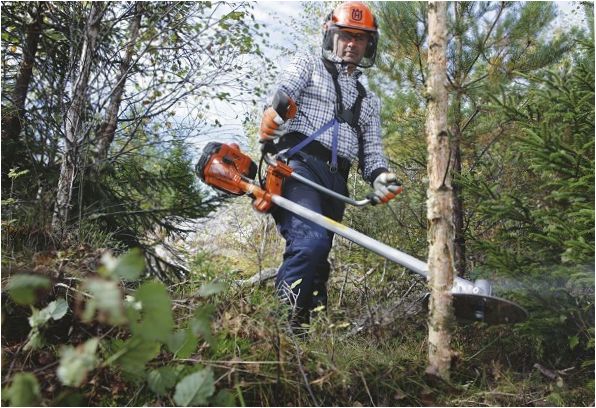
1,232,594,407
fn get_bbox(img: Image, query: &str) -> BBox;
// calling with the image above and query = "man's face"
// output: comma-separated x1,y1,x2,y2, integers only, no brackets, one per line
334,28,369,66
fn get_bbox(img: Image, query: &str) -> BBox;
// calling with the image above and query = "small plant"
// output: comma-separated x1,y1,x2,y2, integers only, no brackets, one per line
2,249,233,406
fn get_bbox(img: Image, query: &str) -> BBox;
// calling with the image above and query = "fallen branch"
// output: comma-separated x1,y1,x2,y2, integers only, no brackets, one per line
234,267,278,287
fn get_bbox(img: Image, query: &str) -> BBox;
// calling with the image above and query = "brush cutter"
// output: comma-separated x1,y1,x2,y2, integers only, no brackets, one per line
195,99,528,325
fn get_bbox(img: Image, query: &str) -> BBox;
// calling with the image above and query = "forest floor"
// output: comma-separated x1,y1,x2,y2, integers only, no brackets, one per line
1,217,594,407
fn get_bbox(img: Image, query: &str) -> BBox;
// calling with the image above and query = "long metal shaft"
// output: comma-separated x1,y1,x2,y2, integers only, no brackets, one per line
271,193,481,295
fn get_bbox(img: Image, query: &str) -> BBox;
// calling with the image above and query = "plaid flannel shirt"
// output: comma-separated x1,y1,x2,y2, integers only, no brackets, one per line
274,53,389,183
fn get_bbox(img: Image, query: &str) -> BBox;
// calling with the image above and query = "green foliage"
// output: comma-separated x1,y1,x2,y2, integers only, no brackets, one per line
57,338,100,387
1,0,274,280
147,366,178,396
99,248,145,281
371,2,575,269
81,279,126,325
129,281,174,343
468,35,595,368
190,304,216,346
2,237,594,406
6,274,50,305
166,328,198,359
109,336,161,379
25,298,68,350
85,138,217,281
173,368,216,407
3,373,41,407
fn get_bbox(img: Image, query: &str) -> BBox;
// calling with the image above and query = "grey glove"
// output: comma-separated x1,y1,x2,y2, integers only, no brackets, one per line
372,172,402,204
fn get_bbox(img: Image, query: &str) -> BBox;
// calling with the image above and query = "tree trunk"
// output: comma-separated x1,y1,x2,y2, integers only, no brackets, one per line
94,2,143,169
425,1,454,382
451,2,467,278
1,2,45,181
52,3,104,235
451,125,466,277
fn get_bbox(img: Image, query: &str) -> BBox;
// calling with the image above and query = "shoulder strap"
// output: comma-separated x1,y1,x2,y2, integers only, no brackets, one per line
321,58,368,174
321,57,339,78
352,81,366,134
321,58,345,116
320,58,367,131
354,81,367,174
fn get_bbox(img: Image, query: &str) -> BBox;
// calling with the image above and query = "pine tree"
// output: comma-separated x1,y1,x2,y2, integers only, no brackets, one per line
372,1,573,277
472,23,594,368
425,1,454,381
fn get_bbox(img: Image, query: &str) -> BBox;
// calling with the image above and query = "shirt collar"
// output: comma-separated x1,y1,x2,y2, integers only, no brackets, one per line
328,54,363,79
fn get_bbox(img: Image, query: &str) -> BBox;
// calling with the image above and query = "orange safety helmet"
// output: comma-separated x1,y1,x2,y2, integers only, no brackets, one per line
323,1,379,68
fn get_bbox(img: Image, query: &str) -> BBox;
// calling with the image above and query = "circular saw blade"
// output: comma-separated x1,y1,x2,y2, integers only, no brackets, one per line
452,293,528,325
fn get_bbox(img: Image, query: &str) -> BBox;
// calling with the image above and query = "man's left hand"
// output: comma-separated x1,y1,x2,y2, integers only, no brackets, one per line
372,172,402,204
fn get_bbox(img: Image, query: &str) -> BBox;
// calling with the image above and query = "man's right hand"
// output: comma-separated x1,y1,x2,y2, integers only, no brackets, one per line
259,107,285,142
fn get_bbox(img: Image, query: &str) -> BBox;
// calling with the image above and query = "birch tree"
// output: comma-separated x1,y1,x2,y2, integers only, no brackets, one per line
93,2,143,169
52,2,105,234
425,1,454,381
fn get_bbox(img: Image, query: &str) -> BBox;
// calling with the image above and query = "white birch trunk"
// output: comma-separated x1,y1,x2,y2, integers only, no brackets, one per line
52,3,104,234
425,1,455,381
94,3,143,167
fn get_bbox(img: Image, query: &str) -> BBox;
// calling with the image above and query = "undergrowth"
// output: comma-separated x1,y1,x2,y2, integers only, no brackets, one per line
1,242,594,407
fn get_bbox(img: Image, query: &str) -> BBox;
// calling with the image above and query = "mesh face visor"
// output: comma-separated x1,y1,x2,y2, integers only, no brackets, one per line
322,25,378,68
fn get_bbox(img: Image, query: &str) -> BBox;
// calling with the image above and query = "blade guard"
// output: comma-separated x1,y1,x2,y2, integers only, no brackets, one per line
195,142,257,196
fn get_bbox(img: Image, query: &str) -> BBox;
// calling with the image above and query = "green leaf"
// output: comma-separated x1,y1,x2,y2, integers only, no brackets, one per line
24,298,69,351
82,279,126,325
130,281,174,343
99,248,145,281
197,281,226,297
212,389,236,407
113,248,145,281
6,274,50,305
110,336,160,378
190,304,215,346
166,328,198,359
166,329,187,353
4,373,41,407
173,368,215,407
147,366,178,396
29,298,68,328
569,335,580,350
57,338,100,387
24,329,44,351
46,298,69,320
51,390,85,407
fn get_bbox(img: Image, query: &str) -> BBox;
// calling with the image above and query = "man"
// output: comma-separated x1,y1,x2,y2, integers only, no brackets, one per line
259,1,400,330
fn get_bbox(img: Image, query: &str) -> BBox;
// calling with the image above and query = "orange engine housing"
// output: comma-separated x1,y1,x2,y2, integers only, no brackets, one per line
195,142,257,196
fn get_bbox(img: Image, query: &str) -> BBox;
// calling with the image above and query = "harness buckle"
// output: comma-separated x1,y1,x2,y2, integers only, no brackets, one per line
328,162,338,173
336,110,353,125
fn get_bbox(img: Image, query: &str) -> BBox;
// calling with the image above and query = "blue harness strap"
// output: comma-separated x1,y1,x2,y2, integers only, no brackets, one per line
284,118,339,168
281,59,366,172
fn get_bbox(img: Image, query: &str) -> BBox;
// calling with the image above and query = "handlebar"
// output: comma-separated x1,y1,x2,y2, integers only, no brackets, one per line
263,152,372,207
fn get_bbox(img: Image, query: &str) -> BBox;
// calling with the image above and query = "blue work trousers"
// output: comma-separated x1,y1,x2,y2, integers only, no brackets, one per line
272,155,348,326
